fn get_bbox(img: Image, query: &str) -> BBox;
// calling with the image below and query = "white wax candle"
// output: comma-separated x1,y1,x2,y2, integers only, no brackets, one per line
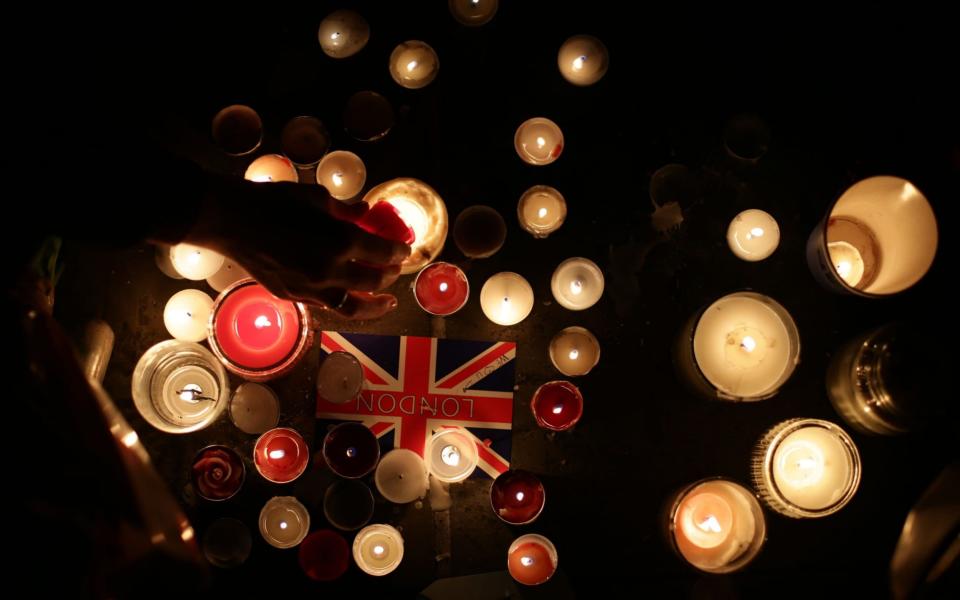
557,35,609,86
390,41,439,89
362,178,449,274
316,351,364,404
514,118,564,165
229,382,280,434
170,243,225,281
353,524,404,576
259,496,310,549
480,272,534,326
427,429,478,483
549,326,600,377
551,257,604,311
727,209,780,262
244,154,299,183
827,241,865,287
206,258,251,293
449,0,498,26
517,185,567,238
163,289,213,342
375,449,429,504
316,151,366,201
318,9,370,58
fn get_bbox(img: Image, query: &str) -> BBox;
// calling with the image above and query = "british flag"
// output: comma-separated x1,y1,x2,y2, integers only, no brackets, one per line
316,331,517,479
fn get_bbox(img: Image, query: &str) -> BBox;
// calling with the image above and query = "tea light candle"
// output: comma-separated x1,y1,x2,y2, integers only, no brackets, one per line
690,292,800,400
490,470,546,525
414,262,469,316
508,534,558,586
280,116,330,167
549,326,600,377
206,258,251,293
299,530,350,581
244,154,299,183
826,240,866,287
453,205,507,258
170,243,225,281
449,0,498,26
531,380,584,431
353,524,404,576
259,496,310,549
515,118,564,165
229,382,280,434
322,422,380,479
211,104,262,156
318,9,370,59
727,209,780,261
375,449,429,504
389,40,439,89
317,351,364,405
163,289,213,342
192,445,245,501
254,427,310,484
323,479,375,531
557,34,609,86
343,91,395,142
154,243,183,279
362,178,448,274
480,272,534,326
517,185,567,238
669,478,766,573
316,150,366,201
427,428,478,483
202,518,252,568
551,257,604,311
752,418,862,518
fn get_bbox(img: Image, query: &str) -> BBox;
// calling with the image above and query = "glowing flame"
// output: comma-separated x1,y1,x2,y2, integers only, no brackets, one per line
570,279,583,295
520,556,534,567
552,404,564,415
441,444,461,467
439,282,449,292
837,261,852,279
746,227,764,240
515,491,525,502
373,544,385,556
536,136,546,148
538,207,548,219
279,521,288,530
573,55,586,70
697,515,723,534
332,171,344,187
255,315,272,328
406,60,418,72
269,449,286,460
121,431,139,448
568,349,579,360
741,335,757,353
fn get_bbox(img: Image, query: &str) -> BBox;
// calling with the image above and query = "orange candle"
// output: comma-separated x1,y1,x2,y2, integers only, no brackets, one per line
507,534,557,586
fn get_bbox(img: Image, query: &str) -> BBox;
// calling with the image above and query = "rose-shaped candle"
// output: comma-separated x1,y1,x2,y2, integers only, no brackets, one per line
192,445,245,501
254,427,310,484
531,380,583,431
413,262,469,316
322,422,380,479
490,470,546,525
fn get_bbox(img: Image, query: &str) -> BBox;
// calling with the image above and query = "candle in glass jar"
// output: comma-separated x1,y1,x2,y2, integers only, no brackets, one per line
322,422,380,479
353,524,404,576
192,445,245,501
727,209,780,262
362,178,448,274
557,35,609,86
514,118,563,166
531,380,584,431
259,496,310,549
229,382,280,435
254,427,310,484
316,150,366,201
414,262,469,316
170,243,224,281
299,530,350,581
549,326,600,377
480,272,534,326
490,470,546,525
453,205,507,259
244,154,299,183
375,449,429,504
318,9,370,59
211,104,262,156
517,185,567,238
163,289,213,342
507,534,558,586
427,428,478,483
449,0,498,26
280,116,330,167
317,351,364,404
551,257,604,311
389,41,439,89
206,258,251,293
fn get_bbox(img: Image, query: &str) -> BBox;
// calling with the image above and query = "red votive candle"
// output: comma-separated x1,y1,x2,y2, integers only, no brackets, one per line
414,262,469,316
192,445,245,501
208,278,311,381
507,534,558,586
254,427,310,484
531,380,584,431
298,530,350,582
322,422,380,479
490,470,546,525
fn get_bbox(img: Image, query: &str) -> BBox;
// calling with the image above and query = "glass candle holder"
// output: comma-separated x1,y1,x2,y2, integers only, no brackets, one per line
508,534,558,586
244,154,299,183
449,0,498,26
208,278,312,382
667,478,766,574
323,479,375,531
361,178,448,274
414,262,469,316
317,351,364,405
131,340,229,434
206,258,250,293
514,117,564,165
254,427,310,484
551,257,604,311
806,176,937,296
169,243,224,281
191,445,245,501
752,418,862,518
163,289,213,343
211,104,262,156
202,518,252,569
517,185,566,238
316,150,366,201
280,116,330,167
375,448,429,504
427,428,478,483
727,209,780,262
299,530,350,581
318,9,369,58
549,326,600,377
557,34,609,86
389,40,439,89
531,380,584,432
353,524,404,576
343,91,395,142
259,496,310,549
480,272,534,326
229,382,280,435
453,205,507,259
490,470,546,525
322,421,380,479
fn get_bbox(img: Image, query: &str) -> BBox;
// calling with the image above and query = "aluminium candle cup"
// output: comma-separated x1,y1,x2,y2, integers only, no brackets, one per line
389,40,440,89
557,34,609,86
352,524,405,576
514,117,564,166
548,326,600,377
517,185,566,238
490,470,546,525
361,178,448,274
259,496,310,549
211,104,263,156
323,479,375,531
322,421,380,479
427,428,479,483
375,448,429,504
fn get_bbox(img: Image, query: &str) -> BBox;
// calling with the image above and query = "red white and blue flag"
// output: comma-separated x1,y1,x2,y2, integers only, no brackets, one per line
316,331,517,479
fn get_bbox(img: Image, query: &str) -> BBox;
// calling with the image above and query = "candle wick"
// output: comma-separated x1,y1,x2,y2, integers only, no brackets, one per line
177,387,215,403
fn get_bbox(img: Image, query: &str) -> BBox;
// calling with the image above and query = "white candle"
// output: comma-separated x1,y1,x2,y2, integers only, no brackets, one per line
549,326,600,377
753,418,861,518
163,289,213,342
375,449,429,504
827,240,865,287
353,524,404,576
229,382,280,434
390,41,439,89
316,151,366,201
170,243,225,281
316,351,364,404
427,428,478,483
362,178,448,274
206,258,251,293
259,496,310,549
557,35,609,86
517,185,567,238
244,154,299,183
318,9,370,58
449,0,498,26
514,118,564,165
691,292,800,400
551,257,604,311
727,209,780,262
480,272,534,326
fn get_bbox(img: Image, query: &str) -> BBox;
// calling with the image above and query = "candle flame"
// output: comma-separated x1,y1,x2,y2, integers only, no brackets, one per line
568,348,579,360
439,281,449,293
552,404,563,415
536,136,546,148
121,431,139,448
406,59,418,72
741,335,757,353
515,491,525,502
797,457,818,470
746,226,765,241
254,315,272,329
373,544,385,556
570,279,583,295
697,515,723,534
538,207,548,219
332,171,344,187
440,444,461,467
520,556,534,567
269,449,286,460
179,384,203,402
836,260,852,279
279,521,288,530
346,446,357,458
189,251,202,264
573,55,586,70
252,175,273,183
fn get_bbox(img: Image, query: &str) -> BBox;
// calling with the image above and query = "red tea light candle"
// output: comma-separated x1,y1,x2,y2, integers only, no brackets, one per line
531,380,583,432
244,154,299,183
254,427,310,484
490,470,546,525
211,104,262,156
299,530,350,581
508,534,558,586
208,278,311,381
322,421,380,479
192,445,245,502
362,178,448,274
414,262,469,316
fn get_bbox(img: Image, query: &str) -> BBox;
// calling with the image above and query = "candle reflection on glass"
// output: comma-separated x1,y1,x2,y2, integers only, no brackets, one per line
353,524,404,576
549,326,600,377
163,289,213,342
480,272,534,326
514,118,563,165
389,41,439,89
170,243,224,281
508,534,558,586
727,209,780,262
362,178,448,274
316,150,366,201
244,154,299,183
557,34,609,86
427,428,478,483
318,9,370,58
551,257,604,311
259,496,310,549
517,185,567,238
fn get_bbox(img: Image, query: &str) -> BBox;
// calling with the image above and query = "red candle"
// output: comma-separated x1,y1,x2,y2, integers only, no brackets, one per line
322,422,380,479
298,530,350,582
414,262,469,316
355,200,416,245
530,380,584,431
192,445,245,501
208,279,311,381
254,427,310,484
490,470,546,525
507,534,558,586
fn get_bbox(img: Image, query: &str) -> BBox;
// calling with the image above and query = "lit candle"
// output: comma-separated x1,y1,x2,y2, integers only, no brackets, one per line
557,34,609,86
375,448,429,504
427,428,478,483
530,380,584,432
753,418,861,518
316,150,366,201
318,9,370,59
322,421,380,479
299,530,350,581
316,351,364,404
254,427,310,484
191,445,245,501
413,262,470,316
517,185,567,238
490,470,546,525
206,258,251,293
258,496,310,549
514,117,564,165
669,478,766,573
727,209,780,262
507,534,558,586
208,278,312,381
453,205,507,258
229,382,280,435
244,154,299,183
211,104,262,156
362,178,448,274
551,257,604,311
389,40,440,89
163,289,213,342
131,340,229,434
353,524,405,576
323,479,375,531
449,0,498,26
202,517,252,568
480,272,534,326
169,243,224,281
280,115,330,167
343,91,395,142
549,326,600,377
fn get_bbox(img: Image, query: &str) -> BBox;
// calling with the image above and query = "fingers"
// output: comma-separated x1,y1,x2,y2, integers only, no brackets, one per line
328,261,402,291
340,229,410,266
312,289,399,320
